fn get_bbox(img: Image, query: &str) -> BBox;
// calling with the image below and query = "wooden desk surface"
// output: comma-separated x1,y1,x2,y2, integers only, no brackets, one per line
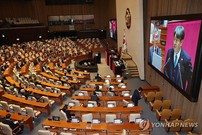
72,95,131,101
67,106,142,113
2,94,50,114
88,81,126,86
42,120,150,131
80,87,131,92
21,63,30,75
26,88,63,103
40,72,59,81
0,110,34,131
141,86,160,90
72,69,90,75
6,76,20,87
66,73,86,79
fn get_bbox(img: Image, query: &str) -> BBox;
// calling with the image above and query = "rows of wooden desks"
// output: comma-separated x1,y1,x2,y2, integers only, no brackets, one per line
0,110,34,131
2,94,50,114
72,95,131,106
42,120,151,133
5,74,64,103
80,87,130,96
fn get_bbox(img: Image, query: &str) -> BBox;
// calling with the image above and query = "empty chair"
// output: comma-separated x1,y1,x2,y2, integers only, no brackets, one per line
55,81,62,85
69,100,80,106
107,101,116,108
181,119,195,132
121,129,127,135
82,113,93,122
106,91,115,96
156,109,172,121
12,104,24,114
105,114,116,123
88,101,98,107
170,109,182,120
95,91,102,96
149,100,163,111
144,92,155,102
164,119,183,132
29,82,36,88
161,100,171,110
40,96,55,106
25,106,41,118
60,110,68,120
49,79,55,84
122,99,129,107
54,88,66,96
36,84,43,90
38,129,57,135
60,133,74,135
154,92,163,100
80,91,88,96
0,101,13,111
128,113,141,123
121,91,130,96
45,87,52,92
89,84,96,88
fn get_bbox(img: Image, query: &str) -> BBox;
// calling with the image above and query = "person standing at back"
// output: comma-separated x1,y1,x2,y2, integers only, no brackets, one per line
131,87,142,106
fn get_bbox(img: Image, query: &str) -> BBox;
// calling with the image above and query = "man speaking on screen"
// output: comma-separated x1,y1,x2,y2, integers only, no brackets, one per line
164,25,193,92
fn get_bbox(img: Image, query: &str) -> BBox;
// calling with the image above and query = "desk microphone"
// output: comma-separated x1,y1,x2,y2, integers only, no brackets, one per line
178,63,183,89
163,57,170,68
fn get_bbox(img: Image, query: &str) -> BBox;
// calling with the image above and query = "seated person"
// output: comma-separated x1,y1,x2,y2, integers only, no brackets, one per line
67,66,72,74
95,85,102,92
62,105,75,120
91,91,99,103
95,73,102,82
2,114,24,134
108,87,118,96
118,80,126,88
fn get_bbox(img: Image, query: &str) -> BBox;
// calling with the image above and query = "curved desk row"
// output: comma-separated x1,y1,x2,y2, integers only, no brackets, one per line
42,120,151,133
0,110,34,131
2,94,50,114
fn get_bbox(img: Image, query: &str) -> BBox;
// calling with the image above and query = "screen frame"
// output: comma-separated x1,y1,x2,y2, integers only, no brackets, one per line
148,14,202,102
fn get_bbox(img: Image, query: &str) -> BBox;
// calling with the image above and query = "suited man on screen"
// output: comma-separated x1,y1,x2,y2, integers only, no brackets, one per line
164,26,193,92
149,29,162,64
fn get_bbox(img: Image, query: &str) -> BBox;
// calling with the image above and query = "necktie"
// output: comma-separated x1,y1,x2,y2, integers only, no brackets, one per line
174,54,178,68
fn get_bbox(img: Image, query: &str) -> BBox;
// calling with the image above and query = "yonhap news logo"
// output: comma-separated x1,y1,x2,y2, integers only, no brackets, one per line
151,121,198,128
139,119,150,131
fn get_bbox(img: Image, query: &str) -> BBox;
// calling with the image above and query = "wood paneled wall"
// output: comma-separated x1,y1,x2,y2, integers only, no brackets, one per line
0,0,117,47
143,0,202,133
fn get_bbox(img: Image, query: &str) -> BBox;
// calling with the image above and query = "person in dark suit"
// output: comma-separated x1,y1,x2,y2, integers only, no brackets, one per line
2,114,24,134
95,73,102,82
164,26,193,92
62,105,75,120
131,88,142,106
91,91,99,103
149,29,162,64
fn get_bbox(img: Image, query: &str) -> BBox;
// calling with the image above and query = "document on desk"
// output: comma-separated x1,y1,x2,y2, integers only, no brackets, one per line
152,52,162,71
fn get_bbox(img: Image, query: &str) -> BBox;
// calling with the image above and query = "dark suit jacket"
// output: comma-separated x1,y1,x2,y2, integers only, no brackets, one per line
131,89,141,103
91,95,99,102
149,45,162,63
164,48,193,92
2,119,18,130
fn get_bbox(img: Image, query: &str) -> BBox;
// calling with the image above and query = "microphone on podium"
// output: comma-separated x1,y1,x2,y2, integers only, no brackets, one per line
178,63,183,89
163,57,170,68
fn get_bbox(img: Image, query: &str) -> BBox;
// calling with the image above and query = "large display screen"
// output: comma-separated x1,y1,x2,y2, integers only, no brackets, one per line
109,19,117,41
148,14,202,102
